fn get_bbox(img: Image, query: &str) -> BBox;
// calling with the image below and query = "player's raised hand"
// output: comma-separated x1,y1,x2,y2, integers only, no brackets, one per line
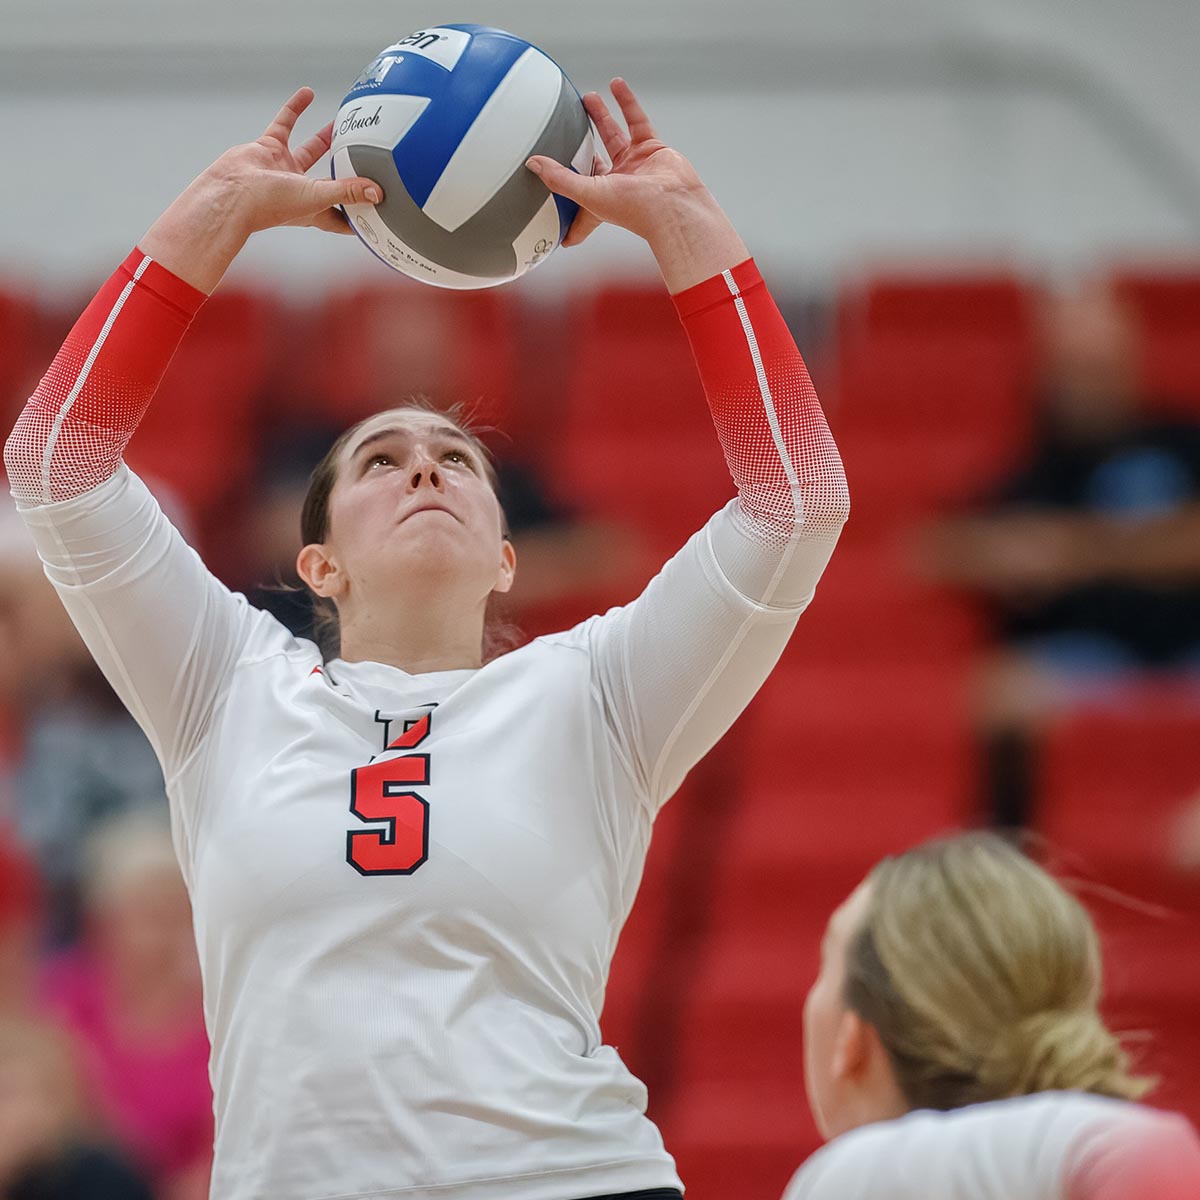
141,87,387,292
527,79,703,246
206,87,383,236
526,78,747,292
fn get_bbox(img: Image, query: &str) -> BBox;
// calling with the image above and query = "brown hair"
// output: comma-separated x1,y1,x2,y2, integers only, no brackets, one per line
299,400,520,661
844,832,1153,1112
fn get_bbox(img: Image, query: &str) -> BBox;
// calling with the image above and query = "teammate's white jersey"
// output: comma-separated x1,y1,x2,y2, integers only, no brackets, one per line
8,253,848,1199
783,1092,1200,1200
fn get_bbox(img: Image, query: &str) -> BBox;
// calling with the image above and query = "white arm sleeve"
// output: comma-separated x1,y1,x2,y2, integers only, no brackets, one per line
586,260,848,810
15,466,277,782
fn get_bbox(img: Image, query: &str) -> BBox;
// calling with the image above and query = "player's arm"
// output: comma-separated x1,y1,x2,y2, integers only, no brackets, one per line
4,89,380,778
533,82,849,807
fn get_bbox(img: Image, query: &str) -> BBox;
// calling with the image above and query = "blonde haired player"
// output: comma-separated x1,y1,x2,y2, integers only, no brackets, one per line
788,832,1200,1200
5,82,848,1199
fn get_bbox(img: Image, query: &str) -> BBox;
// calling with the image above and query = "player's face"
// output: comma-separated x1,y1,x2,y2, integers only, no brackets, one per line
322,410,514,606
803,881,871,1138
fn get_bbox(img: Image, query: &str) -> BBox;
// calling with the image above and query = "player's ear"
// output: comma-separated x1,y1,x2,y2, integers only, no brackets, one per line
493,539,516,595
832,1009,872,1084
297,543,342,599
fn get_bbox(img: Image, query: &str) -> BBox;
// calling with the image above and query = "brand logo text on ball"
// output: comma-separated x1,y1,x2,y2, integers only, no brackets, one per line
397,31,443,50
338,106,384,136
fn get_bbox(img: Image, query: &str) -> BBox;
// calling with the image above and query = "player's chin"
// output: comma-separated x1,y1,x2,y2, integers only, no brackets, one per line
389,524,485,573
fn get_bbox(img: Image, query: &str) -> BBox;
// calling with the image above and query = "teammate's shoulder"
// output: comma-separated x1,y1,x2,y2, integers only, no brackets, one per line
783,1094,1149,1200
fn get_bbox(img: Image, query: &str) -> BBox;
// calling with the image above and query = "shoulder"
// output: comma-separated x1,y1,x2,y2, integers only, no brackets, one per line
783,1094,1156,1200
1064,1100,1200,1200
231,595,322,670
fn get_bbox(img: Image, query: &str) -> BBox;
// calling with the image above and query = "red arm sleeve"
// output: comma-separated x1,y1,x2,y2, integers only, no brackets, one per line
672,258,849,555
586,260,848,810
5,248,206,504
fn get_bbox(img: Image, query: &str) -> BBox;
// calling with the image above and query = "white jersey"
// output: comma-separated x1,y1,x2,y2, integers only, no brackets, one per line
7,253,849,1199
782,1092,1200,1200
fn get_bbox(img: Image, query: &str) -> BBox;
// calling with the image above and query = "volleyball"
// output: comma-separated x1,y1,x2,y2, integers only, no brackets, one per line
331,24,595,289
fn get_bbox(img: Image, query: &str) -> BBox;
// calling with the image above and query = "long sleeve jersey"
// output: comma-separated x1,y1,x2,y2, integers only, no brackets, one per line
6,250,848,1200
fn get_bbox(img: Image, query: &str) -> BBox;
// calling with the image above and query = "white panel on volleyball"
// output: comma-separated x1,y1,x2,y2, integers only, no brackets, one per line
421,47,564,233
510,193,566,278
331,93,430,152
578,120,606,173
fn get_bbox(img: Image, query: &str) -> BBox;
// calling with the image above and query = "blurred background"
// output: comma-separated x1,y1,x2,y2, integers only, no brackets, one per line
2,1,1200,1197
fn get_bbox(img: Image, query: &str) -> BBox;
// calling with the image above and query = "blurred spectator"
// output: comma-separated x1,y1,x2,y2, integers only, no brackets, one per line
919,282,1200,826
42,810,211,1200
0,836,42,1018
0,1015,153,1200
0,504,170,943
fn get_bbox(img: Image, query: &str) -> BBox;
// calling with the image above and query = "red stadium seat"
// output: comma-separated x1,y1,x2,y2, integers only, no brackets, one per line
737,657,979,831
1038,697,1200,873
1111,268,1200,415
664,1082,815,1200
788,530,989,666
1076,870,1200,1128
289,282,518,430
1040,700,1200,1129
0,286,41,422
831,272,1038,529
549,284,733,552
845,272,1033,344
124,287,279,526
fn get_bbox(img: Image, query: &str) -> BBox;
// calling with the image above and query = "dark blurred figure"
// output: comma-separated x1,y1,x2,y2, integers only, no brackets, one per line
0,505,170,944
920,282,1200,826
42,811,211,1200
0,1016,153,1200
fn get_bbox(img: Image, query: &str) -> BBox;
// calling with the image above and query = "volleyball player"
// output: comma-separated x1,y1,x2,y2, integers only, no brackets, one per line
5,81,849,1199
786,832,1200,1199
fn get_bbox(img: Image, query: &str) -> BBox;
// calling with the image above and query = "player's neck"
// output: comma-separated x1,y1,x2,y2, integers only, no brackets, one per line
337,602,485,674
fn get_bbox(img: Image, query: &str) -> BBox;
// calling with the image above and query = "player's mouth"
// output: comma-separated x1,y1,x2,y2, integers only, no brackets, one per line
401,502,460,523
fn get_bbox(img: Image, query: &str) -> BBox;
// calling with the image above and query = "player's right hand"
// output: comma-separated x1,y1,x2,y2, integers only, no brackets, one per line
203,87,383,237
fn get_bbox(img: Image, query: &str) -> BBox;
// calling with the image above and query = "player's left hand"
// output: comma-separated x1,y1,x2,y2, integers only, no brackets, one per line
526,78,709,247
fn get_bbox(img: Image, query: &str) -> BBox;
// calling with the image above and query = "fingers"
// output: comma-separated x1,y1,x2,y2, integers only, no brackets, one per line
610,77,656,143
313,175,383,210
311,208,356,236
263,86,315,147
563,211,602,248
526,156,590,206
293,121,334,175
561,155,606,246
583,93,629,162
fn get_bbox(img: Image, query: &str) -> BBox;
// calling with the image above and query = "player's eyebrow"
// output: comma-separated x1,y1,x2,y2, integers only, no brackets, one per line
349,424,475,464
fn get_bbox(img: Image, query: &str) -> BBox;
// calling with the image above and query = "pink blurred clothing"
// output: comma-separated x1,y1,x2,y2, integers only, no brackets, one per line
41,948,212,1186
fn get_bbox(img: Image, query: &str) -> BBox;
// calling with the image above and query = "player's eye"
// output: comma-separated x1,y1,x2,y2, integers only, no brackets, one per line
367,453,394,469
443,448,475,468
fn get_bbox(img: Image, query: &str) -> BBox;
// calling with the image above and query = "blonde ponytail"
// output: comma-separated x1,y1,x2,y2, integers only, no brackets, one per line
980,1008,1150,1101
844,833,1154,1111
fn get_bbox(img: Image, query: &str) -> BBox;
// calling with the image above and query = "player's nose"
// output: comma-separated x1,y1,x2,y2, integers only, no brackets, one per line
406,454,444,492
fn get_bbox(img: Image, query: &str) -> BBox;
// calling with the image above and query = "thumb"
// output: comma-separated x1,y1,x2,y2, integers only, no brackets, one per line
312,176,384,210
526,156,592,206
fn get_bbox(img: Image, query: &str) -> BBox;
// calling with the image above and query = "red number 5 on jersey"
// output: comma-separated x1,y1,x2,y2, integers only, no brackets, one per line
346,712,432,876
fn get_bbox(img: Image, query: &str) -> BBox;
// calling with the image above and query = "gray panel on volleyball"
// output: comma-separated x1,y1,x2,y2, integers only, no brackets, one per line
349,75,589,279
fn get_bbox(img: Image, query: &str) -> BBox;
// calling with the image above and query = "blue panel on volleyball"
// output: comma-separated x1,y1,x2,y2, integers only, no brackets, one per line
331,24,595,287
389,27,529,210
553,191,579,243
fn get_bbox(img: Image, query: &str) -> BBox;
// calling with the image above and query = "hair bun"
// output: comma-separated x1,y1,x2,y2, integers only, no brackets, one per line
980,1009,1152,1101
